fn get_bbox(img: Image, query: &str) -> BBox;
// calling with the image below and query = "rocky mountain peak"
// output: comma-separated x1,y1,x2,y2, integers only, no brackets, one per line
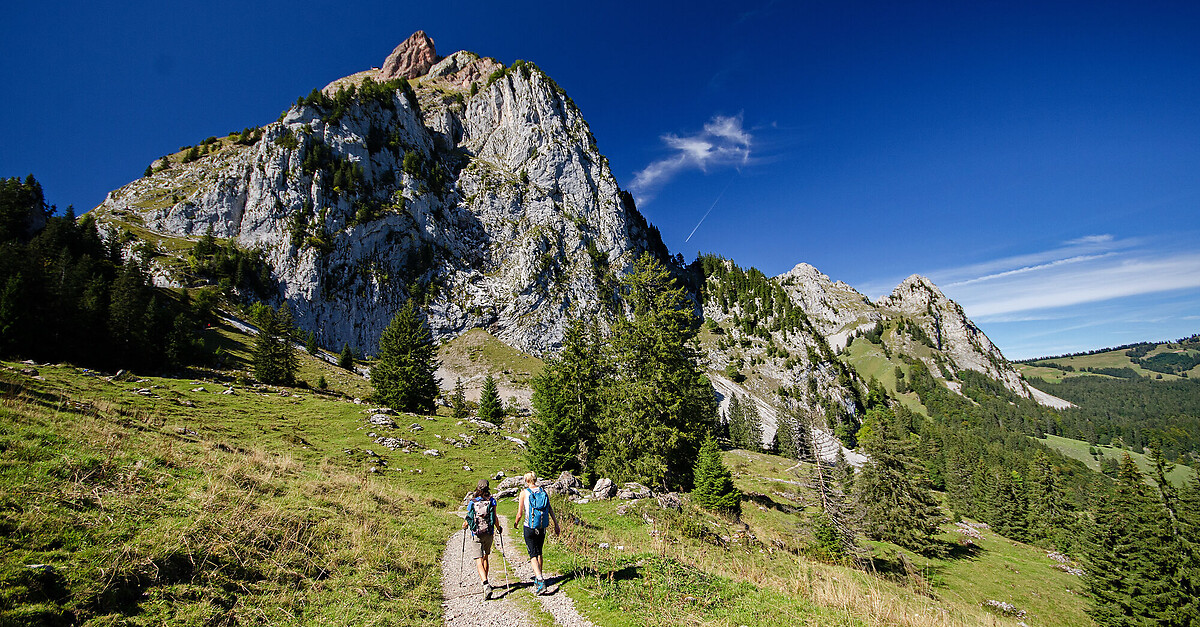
379,31,440,80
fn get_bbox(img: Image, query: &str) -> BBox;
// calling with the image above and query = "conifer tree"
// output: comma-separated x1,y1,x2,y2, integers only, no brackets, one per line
451,377,468,422
478,374,503,424
855,434,945,554
528,320,602,478
370,300,438,413
305,331,318,355
692,435,740,515
726,394,746,448
743,396,763,451
338,343,354,370
596,254,716,489
772,407,797,458
253,302,297,385
1027,451,1073,547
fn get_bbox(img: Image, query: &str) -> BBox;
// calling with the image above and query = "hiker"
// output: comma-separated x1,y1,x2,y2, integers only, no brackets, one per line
462,478,499,599
513,471,560,595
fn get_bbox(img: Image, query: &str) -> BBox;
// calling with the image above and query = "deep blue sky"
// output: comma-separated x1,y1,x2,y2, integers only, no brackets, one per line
3,1,1198,359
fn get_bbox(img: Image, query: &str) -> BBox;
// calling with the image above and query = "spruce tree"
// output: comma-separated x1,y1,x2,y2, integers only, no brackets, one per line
305,331,318,355
451,377,469,422
692,435,740,515
726,394,746,448
370,300,438,413
252,302,297,385
596,254,716,490
528,320,602,478
338,343,354,370
855,435,945,554
478,374,503,424
743,396,763,451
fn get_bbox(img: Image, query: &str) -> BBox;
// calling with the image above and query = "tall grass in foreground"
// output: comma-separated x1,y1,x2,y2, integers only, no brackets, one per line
0,372,447,626
544,496,1017,627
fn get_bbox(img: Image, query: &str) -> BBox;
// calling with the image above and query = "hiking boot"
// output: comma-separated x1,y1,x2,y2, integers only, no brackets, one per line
535,578,545,595
482,582,491,600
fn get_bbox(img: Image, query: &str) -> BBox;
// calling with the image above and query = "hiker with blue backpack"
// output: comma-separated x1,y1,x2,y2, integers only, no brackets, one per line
513,471,560,595
462,478,501,600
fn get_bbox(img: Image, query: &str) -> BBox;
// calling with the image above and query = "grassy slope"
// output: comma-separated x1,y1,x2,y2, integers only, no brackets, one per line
2,320,1091,626
0,341,530,625
1015,343,1200,383
1039,434,1193,487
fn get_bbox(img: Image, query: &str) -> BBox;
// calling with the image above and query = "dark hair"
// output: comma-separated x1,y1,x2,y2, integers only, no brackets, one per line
473,480,490,499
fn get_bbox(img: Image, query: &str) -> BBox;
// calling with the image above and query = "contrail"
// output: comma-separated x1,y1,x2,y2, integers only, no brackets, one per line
685,177,736,243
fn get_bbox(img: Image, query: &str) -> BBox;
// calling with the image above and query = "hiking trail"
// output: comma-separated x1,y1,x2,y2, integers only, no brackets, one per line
441,514,595,626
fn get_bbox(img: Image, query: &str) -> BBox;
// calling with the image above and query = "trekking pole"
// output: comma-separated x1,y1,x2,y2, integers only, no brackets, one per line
459,527,467,587
497,526,511,593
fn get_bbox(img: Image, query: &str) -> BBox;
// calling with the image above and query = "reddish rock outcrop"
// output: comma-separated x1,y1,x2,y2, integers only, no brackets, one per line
379,31,439,80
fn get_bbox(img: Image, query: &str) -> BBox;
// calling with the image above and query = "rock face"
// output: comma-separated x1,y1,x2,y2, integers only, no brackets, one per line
777,263,878,341
94,38,666,357
379,31,439,80
879,275,1029,398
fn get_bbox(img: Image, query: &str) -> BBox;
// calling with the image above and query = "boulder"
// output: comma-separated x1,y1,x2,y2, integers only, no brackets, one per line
656,492,683,511
616,482,652,500
592,478,616,499
368,414,396,428
379,31,439,80
552,471,582,493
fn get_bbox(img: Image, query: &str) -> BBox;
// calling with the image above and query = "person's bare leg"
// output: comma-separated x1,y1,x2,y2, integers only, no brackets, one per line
475,556,489,583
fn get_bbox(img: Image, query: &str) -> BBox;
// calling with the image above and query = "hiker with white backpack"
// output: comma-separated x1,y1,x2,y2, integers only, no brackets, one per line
513,471,560,595
462,478,500,600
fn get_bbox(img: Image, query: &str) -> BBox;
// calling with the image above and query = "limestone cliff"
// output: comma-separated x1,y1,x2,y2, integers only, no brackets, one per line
93,34,664,356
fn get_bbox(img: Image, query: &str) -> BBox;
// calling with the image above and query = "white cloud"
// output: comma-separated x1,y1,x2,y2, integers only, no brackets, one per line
956,253,1200,319
630,114,751,204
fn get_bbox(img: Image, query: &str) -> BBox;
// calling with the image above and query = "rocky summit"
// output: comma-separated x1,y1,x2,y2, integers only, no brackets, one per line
91,30,1044,413
94,32,666,357
379,30,440,80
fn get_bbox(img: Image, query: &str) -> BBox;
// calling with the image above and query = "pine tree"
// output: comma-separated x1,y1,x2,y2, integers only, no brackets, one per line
1027,451,1073,547
305,331,318,355
338,343,354,370
108,260,149,368
253,303,297,385
528,320,602,478
726,394,746,448
451,378,469,422
596,254,717,490
478,374,503,424
692,435,740,515
855,435,945,554
743,396,763,451
772,406,797,458
370,301,438,413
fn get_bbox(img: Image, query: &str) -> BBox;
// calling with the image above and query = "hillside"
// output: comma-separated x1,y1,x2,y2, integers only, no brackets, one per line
1,353,1092,626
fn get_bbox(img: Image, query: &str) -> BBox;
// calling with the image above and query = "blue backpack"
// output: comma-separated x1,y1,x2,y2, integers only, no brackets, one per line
526,488,549,529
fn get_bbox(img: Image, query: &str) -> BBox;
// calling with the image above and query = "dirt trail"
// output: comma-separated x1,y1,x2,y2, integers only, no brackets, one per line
441,514,595,626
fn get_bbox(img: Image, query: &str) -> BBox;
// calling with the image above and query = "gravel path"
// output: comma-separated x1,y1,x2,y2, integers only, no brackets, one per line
441,514,596,626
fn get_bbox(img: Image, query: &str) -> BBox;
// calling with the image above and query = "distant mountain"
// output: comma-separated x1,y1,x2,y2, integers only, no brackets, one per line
1017,334,1200,381
89,31,1058,445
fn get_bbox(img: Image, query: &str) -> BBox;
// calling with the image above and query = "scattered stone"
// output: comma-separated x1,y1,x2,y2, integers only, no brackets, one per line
503,436,526,448
222,388,235,395
598,542,609,549
617,482,652,500
191,387,206,392
368,414,396,428
177,399,195,408
459,434,474,445
463,466,472,471
472,419,498,431
982,600,1026,619
369,467,378,473
493,471,505,480
592,478,616,499
656,492,682,511
423,449,440,457
408,422,423,431
20,368,39,376
368,407,395,415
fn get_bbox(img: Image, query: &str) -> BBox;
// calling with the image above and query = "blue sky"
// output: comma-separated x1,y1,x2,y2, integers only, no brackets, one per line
2,1,1197,359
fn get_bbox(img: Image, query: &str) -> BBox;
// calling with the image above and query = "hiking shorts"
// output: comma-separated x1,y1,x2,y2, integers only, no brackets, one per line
468,531,493,559
523,525,546,558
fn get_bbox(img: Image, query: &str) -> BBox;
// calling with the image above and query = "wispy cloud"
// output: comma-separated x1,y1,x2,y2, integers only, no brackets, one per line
630,114,752,204
947,246,1200,320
